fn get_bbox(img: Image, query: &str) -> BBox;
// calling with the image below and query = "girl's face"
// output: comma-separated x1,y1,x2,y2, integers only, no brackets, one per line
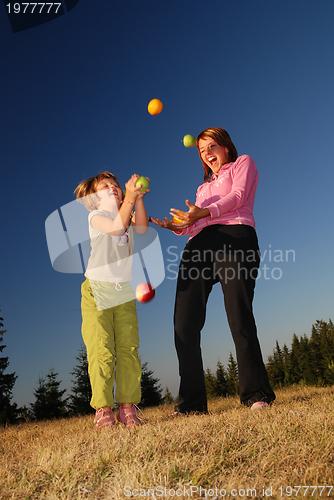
95,178,123,211
198,137,229,175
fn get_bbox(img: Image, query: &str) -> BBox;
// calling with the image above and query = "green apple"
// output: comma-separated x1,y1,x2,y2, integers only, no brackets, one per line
135,176,149,192
183,134,196,148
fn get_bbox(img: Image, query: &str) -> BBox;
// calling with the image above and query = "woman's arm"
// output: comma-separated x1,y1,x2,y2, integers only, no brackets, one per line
149,201,208,235
170,201,210,227
151,156,257,234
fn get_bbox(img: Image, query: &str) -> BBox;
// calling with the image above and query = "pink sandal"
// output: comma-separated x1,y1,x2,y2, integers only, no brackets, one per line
94,407,116,428
116,404,145,428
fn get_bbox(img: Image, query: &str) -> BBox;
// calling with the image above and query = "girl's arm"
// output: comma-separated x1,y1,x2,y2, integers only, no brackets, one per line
132,196,149,234
90,204,134,235
91,174,141,235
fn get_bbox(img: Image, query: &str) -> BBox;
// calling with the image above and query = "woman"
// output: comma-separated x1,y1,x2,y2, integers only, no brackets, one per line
150,127,275,414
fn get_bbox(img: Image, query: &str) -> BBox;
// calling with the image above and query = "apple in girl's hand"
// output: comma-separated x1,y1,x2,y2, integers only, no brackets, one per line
136,282,155,302
135,176,150,192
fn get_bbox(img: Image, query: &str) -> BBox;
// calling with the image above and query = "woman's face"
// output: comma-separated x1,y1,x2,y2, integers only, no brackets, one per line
198,137,229,175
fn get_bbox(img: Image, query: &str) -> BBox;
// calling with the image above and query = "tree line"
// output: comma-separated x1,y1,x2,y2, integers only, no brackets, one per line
203,319,334,397
266,319,334,388
0,311,166,425
1,310,334,425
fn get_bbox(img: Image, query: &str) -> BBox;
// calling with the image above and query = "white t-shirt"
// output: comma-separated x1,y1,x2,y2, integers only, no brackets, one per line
84,210,134,283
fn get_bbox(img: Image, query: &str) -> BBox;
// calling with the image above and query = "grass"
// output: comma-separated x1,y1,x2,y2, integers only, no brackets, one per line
1,386,334,499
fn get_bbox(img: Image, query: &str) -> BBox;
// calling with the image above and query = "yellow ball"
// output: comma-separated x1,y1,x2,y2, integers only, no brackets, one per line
172,215,183,224
148,98,163,115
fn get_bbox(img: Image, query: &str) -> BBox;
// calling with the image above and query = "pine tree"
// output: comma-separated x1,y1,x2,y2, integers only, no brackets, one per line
298,334,314,385
18,405,33,422
215,360,228,397
325,360,334,384
31,376,48,420
0,312,19,425
163,387,174,405
282,343,292,386
266,341,285,388
204,367,218,399
290,333,303,384
31,368,68,420
140,362,164,407
226,352,239,396
309,319,334,384
69,345,93,415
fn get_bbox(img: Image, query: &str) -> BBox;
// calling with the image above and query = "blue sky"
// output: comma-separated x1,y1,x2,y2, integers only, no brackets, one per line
1,0,334,408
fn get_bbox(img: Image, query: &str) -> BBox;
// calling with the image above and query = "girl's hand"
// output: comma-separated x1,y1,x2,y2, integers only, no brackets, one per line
135,177,150,201
170,200,210,227
124,175,150,204
124,174,139,204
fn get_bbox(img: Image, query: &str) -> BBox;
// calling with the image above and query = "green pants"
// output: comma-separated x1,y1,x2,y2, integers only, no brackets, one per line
81,279,141,409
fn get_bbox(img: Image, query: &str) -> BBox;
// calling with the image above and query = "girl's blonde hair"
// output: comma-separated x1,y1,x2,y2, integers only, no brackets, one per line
196,127,238,182
74,171,122,211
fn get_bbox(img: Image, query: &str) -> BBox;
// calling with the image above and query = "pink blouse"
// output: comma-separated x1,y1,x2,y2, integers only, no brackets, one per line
174,155,258,239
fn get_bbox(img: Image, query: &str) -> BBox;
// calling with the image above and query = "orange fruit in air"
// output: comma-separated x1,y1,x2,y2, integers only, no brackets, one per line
148,98,163,115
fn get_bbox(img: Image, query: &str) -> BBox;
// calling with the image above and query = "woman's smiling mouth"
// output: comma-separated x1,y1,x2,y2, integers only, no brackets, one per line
207,155,217,165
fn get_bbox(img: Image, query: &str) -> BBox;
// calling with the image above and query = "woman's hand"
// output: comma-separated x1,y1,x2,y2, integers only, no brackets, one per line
170,200,210,227
149,216,178,231
150,200,210,231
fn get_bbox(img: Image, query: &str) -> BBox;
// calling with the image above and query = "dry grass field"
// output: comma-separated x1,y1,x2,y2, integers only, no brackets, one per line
1,386,334,500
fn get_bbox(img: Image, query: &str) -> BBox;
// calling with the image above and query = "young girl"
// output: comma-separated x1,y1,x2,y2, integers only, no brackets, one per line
74,171,149,428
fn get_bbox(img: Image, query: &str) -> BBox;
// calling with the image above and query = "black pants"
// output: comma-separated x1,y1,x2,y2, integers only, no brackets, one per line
174,224,275,413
